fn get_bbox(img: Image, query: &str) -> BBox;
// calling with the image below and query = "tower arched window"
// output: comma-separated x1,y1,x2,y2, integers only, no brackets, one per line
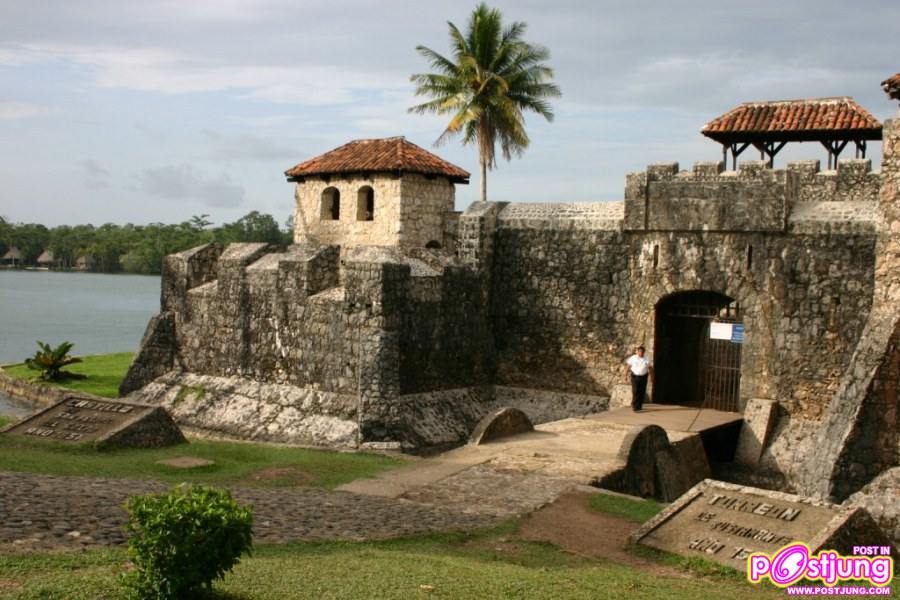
357,186,374,221
321,187,340,220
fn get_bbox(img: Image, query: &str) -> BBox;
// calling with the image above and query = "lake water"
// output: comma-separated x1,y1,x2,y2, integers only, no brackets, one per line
0,390,35,418
0,270,160,365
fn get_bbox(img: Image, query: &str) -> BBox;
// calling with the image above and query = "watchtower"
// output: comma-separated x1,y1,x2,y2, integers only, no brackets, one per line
285,137,469,250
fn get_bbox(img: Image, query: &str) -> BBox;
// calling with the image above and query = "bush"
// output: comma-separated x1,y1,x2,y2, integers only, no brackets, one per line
123,484,253,600
24,340,85,381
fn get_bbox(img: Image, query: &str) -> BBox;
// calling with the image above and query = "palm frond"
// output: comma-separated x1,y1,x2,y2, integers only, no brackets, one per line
414,45,458,76
409,3,560,198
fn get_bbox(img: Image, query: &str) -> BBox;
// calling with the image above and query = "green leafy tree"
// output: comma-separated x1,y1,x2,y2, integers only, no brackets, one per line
216,210,283,245
410,3,560,201
10,222,50,265
123,485,253,600
24,341,84,381
189,214,213,232
0,216,10,257
283,213,295,245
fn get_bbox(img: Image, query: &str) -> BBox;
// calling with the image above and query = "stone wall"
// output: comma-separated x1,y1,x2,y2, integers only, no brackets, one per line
133,371,359,447
123,121,895,481
399,174,456,248
625,160,793,232
798,118,900,501
293,173,454,249
0,368,73,408
118,312,176,395
399,265,494,394
488,210,876,416
789,158,882,203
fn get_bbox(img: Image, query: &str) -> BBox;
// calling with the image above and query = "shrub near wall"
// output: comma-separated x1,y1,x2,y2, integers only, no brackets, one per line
123,485,253,600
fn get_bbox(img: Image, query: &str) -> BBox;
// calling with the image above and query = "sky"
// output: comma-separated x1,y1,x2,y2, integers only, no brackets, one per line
1,0,898,227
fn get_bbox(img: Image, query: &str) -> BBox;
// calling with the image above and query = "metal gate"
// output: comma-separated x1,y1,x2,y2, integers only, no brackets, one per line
698,317,742,412
654,292,742,412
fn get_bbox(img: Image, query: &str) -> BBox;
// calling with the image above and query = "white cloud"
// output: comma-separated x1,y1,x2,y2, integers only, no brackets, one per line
0,101,51,120
3,43,407,105
80,159,110,189
139,164,245,208
202,130,296,162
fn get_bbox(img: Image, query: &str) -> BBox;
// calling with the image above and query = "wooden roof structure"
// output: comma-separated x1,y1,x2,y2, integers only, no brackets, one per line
2,247,21,264
285,137,470,184
702,97,882,168
36,250,56,264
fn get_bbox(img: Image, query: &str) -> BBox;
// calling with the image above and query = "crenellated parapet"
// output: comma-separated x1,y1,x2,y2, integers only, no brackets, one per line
623,157,882,234
161,243,223,315
624,160,795,232
787,158,881,203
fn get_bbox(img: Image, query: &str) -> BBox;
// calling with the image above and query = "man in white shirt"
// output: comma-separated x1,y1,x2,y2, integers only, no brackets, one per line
623,345,653,412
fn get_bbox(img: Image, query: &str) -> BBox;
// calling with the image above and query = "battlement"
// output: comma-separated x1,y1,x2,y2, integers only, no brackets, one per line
785,159,881,203
624,161,794,232
624,156,882,233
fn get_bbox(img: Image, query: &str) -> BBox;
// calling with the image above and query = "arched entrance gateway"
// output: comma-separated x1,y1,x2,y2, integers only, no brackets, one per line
653,291,743,412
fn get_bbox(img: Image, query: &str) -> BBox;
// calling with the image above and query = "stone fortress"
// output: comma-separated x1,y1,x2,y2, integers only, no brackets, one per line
122,88,899,518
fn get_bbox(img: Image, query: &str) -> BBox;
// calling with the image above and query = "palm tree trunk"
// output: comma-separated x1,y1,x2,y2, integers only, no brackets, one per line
480,159,487,202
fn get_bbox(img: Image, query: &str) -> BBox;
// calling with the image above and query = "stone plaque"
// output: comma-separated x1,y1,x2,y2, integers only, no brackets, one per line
3,395,185,448
630,479,893,571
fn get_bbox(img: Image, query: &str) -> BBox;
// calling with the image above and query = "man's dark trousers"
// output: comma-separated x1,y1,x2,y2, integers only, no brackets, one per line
631,373,648,411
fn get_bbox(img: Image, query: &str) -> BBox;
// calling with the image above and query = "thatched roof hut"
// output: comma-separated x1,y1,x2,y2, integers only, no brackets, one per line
36,250,56,266
2,247,21,265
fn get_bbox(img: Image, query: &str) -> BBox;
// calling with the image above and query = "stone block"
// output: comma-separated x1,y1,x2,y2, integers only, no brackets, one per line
787,159,821,181
470,407,534,445
647,162,679,181
4,396,185,449
156,456,214,469
735,398,777,467
692,161,724,177
616,424,670,498
737,160,768,177
630,479,897,572
655,434,711,502
836,158,872,179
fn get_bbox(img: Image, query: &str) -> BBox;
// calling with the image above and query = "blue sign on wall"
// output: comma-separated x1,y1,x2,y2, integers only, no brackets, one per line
731,324,745,343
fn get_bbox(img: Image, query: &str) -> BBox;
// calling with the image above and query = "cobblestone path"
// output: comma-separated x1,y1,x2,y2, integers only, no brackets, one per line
0,471,497,552
400,464,580,518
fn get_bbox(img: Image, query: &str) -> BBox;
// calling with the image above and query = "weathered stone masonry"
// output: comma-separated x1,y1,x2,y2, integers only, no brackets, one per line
485,160,877,419
124,125,897,511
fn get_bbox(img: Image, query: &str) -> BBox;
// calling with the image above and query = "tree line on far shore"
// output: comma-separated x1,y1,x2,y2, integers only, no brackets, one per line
0,212,292,275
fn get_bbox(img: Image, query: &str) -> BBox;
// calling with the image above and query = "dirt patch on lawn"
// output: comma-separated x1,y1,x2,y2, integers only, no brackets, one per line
246,466,314,486
517,491,684,576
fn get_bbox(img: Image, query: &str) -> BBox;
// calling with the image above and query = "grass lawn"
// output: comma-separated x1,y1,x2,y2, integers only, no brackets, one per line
587,492,662,523
0,434,401,490
3,352,134,398
0,415,12,429
0,523,785,600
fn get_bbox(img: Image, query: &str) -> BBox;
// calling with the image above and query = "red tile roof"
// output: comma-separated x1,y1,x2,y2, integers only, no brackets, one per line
883,73,900,101
702,97,882,143
285,137,470,183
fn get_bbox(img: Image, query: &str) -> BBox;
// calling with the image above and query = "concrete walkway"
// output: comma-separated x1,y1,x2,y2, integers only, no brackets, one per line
589,403,743,432
338,404,739,516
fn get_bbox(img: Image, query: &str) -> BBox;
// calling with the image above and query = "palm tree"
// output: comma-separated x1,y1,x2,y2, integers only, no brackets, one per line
409,3,560,202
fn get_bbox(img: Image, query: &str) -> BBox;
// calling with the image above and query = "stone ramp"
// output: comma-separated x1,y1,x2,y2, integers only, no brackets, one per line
339,416,712,516
339,419,635,496
587,403,743,434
